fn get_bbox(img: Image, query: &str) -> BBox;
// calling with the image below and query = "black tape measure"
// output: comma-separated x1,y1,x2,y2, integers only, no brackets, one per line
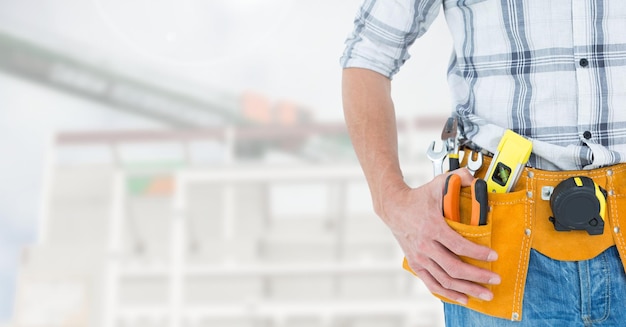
549,176,607,235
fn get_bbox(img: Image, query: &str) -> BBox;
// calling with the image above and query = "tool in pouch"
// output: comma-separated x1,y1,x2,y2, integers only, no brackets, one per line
547,176,607,235
438,128,536,228
426,141,447,177
441,116,460,171
443,174,488,226
484,129,533,193
441,116,488,226
466,150,483,176
482,129,606,235
428,116,489,226
425,115,458,177
400,175,488,274
402,118,488,273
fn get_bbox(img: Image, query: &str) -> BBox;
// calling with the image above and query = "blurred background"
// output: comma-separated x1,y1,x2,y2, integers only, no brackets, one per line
0,1,453,326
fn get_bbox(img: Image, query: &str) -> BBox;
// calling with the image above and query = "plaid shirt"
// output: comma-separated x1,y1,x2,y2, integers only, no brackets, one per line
341,0,626,170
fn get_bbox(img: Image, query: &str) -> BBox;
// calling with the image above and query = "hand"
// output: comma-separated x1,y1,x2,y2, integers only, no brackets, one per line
380,168,501,304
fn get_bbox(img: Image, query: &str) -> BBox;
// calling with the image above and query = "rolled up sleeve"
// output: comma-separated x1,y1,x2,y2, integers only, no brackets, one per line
340,0,442,79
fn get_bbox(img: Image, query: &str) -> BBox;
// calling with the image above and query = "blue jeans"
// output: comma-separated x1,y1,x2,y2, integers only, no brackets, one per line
444,246,626,326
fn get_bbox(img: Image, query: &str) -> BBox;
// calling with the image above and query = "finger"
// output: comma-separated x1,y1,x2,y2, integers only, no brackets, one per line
429,240,501,286
411,265,469,305
414,255,494,303
438,223,498,262
406,240,497,300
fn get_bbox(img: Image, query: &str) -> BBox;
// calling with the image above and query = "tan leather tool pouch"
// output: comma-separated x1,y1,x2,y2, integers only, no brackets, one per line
404,184,531,321
404,154,626,321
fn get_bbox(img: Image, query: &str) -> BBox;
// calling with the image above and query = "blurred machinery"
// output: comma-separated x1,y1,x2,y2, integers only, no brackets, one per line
1,30,446,327
0,31,321,159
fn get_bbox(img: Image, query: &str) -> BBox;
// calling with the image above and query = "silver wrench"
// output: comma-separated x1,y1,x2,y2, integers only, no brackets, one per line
427,141,448,177
466,151,483,176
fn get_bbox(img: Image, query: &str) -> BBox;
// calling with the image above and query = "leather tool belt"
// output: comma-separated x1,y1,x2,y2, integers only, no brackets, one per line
404,150,626,321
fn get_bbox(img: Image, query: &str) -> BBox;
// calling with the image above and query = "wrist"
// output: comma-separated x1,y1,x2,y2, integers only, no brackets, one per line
372,169,409,219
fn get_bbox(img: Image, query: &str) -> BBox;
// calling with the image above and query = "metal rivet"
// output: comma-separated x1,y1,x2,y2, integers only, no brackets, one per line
525,229,531,236
609,190,615,196
527,171,534,178
527,191,533,198
541,186,554,200
512,312,520,321
607,169,614,176
615,227,621,234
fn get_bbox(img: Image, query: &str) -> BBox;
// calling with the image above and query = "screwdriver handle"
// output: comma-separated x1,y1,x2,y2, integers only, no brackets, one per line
443,174,461,222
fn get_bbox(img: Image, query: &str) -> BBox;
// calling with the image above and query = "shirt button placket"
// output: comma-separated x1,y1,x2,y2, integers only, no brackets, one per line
572,1,593,152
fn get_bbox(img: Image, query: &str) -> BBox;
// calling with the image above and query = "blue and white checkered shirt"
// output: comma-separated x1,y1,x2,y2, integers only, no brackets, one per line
341,0,626,170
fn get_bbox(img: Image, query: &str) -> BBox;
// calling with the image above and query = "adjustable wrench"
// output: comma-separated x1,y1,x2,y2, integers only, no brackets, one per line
427,141,447,177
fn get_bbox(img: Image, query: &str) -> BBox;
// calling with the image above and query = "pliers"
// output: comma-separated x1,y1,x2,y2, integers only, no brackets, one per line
442,174,488,226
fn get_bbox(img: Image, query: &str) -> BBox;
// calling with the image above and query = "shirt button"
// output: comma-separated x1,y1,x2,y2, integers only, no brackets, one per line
579,58,589,67
583,131,592,139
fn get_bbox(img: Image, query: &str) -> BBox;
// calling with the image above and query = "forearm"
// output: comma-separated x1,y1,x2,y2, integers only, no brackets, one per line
342,68,499,303
341,67,408,220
